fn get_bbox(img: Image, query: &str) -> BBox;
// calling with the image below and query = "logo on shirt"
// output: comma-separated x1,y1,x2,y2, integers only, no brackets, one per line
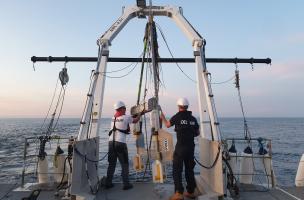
180,120,188,125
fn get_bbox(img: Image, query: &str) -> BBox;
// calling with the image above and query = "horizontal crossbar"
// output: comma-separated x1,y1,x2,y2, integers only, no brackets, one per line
31,56,271,64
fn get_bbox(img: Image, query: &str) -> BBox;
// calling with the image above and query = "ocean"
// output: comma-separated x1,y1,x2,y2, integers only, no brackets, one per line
0,117,303,187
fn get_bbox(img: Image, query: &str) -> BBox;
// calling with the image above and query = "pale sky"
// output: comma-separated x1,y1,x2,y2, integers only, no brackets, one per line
0,0,303,118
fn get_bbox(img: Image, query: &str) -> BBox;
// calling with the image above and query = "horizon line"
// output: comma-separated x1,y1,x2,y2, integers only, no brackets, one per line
1,116,303,119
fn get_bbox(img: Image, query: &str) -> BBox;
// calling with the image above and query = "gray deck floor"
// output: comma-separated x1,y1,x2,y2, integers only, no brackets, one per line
0,183,178,200
235,184,303,200
0,183,303,200
96,183,175,200
0,183,62,200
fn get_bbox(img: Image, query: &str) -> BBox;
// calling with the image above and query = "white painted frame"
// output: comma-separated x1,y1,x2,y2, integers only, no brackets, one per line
77,4,221,141
73,4,223,198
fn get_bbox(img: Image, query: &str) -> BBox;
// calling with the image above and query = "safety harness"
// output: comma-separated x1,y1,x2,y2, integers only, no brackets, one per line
109,116,131,153
108,116,130,137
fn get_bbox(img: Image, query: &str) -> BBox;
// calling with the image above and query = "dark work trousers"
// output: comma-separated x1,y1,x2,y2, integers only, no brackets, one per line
106,141,130,186
173,146,196,193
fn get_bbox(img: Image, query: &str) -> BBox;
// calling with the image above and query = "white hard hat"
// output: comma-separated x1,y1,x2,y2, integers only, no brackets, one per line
113,101,126,110
177,97,189,106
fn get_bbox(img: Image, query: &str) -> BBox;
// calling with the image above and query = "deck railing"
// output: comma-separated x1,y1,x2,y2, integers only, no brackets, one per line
223,137,276,189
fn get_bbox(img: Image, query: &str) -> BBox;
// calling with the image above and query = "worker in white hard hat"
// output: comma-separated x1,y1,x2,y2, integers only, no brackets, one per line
105,100,141,190
160,97,200,200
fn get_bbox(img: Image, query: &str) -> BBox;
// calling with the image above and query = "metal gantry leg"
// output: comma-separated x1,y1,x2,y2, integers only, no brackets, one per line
77,43,109,141
194,42,221,141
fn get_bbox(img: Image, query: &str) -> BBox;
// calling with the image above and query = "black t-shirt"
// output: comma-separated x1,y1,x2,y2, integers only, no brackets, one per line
170,111,199,147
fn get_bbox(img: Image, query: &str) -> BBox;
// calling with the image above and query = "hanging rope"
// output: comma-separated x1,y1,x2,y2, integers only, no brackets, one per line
158,63,166,89
42,63,69,137
40,78,59,131
141,20,156,180
37,63,69,160
232,65,271,189
74,147,108,163
52,85,67,132
156,23,196,83
142,60,153,180
103,62,137,74
49,64,69,133
194,145,221,169
73,138,108,194
149,20,161,101
137,23,149,105
102,62,139,79
101,52,144,75
234,64,251,140
211,75,236,85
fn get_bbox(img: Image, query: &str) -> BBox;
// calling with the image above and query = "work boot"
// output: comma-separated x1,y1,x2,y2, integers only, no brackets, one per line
123,183,133,190
105,183,114,189
169,192,184,200
183,191,196,199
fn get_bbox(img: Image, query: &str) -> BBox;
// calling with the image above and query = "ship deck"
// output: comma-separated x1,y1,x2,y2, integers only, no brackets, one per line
0,183,303,200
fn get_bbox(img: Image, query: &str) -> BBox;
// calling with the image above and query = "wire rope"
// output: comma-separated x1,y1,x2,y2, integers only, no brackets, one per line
102,52,144,74
233,65,269,188
52,85,67,131
41,78,60,130
156,23,196,83
211,75,236,85
74,147,108,163
102,62,139,79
